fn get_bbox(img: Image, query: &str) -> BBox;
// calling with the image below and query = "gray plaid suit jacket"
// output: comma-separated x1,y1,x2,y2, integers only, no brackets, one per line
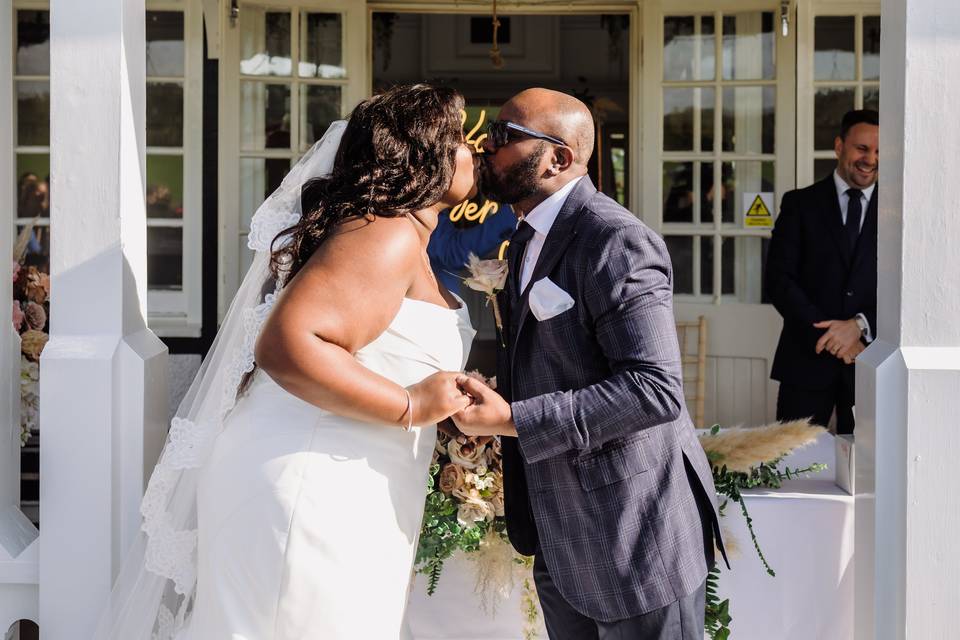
496,177,726,623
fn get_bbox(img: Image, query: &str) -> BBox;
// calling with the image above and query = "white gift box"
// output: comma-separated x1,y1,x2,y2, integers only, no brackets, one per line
834,434,855,495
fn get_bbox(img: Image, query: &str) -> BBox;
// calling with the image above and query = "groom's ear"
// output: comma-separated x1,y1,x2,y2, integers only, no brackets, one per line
547,146,575,176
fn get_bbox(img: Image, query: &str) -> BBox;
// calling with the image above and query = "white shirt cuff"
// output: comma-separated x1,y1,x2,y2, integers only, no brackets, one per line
856,313,874,343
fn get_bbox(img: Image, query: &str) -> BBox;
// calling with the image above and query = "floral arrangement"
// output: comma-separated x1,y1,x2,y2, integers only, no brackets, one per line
12,223,50,446
416,371,509,593
416,408,827,640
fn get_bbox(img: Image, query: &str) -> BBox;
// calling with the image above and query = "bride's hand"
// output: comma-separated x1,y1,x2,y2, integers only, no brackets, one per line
406,372,473,425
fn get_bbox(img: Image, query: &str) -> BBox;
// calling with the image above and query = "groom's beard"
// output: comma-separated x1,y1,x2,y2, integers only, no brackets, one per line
480,148,543,205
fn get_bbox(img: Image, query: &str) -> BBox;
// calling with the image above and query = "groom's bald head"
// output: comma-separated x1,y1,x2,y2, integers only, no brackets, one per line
500,88,595,168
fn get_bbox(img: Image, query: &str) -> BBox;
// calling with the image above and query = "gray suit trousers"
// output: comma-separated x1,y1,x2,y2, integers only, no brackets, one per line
534,552,706,640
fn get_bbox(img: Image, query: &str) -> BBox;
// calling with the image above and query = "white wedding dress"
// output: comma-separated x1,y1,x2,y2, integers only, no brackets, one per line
183,297,474,639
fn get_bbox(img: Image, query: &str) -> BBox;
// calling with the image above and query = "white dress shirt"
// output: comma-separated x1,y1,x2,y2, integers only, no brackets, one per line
832,170,876,342
518,176,585,292
833,170,875,232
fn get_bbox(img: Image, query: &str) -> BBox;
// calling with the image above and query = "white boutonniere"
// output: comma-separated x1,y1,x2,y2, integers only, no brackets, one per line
463,253,508,346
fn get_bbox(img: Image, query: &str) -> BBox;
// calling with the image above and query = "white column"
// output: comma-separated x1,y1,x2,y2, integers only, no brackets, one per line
0,0,41,632
856,0,960,638
41,1,168,637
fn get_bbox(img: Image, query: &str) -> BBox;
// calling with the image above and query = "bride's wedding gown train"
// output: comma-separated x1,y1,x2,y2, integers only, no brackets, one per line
184,297,474,639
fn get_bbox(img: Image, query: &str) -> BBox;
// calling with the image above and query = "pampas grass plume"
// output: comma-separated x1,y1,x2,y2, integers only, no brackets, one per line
699,419,825,473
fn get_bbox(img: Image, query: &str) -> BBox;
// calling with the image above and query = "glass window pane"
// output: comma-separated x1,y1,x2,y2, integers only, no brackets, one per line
240,10,292,76
664,17,695,81
665,236,694,295
722,86,775,154
16,223,50,272
814,158,836,182
701,87,715,152
663,162,694,223
16,161,49,220
301,13,345,78
700,16,716,81
730,236,764,302
700,237,735,296
148,227,183,290
239,157,292,232
863,86,880,112
16,10,50,76
722,12,775,80
17,81,50,147
664,16,714,81
664,89,694,151
722,236,735,296
701,163,718,224
241,82,291,150
146,11,185,77
146,82,184,147
700,236,714,296
814,16,855,81
302,86,342,148
814,87,855,150
146,155,184,218
863,16,881,81
720,161,775,225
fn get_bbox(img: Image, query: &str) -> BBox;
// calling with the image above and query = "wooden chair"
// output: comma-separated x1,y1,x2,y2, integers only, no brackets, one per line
675,316,707,428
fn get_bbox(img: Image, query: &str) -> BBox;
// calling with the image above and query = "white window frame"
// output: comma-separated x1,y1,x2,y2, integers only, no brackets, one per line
642,0,796,305
9,0,204,337
796,0,880,188
11,0,51,268
145,0,204,337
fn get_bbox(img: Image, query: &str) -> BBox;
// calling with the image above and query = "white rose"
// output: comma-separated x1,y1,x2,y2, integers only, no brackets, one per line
448,436,486,470
457,498,496,526
464,254,508,295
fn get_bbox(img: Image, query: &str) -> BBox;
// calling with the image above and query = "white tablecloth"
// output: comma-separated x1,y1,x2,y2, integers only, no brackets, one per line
406,433,853,640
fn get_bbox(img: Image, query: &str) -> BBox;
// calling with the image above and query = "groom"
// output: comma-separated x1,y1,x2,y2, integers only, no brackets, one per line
452,88,725,639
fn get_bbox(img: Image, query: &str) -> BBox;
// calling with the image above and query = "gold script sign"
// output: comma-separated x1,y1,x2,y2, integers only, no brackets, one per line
455,108,499,225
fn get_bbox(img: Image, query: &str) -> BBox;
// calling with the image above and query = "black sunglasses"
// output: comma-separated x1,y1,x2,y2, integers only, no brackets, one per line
486,120,568,149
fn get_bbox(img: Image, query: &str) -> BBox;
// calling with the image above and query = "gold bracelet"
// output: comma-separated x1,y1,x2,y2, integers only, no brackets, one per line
402,388,414,432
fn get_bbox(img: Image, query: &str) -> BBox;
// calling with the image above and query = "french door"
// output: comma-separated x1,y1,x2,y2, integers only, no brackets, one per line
642,0,796,427
218,0,368,317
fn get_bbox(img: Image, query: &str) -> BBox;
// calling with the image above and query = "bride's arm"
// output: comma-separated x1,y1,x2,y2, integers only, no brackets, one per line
254,216,469,427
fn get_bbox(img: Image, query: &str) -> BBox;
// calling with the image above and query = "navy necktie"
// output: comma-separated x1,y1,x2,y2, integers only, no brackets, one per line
507,221,535,298
845,188,863,252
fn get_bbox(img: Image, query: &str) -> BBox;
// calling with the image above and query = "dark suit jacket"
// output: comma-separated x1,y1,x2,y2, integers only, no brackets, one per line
495,177,725,622
765,175,878,390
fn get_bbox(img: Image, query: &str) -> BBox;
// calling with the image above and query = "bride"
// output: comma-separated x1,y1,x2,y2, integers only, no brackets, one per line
96,84,480,639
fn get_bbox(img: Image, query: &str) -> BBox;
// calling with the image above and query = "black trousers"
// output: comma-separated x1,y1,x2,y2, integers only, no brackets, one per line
776,374,855,434
532,553,707,640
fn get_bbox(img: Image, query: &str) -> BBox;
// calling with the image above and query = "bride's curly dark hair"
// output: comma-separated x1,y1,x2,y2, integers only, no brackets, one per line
270,83,466,285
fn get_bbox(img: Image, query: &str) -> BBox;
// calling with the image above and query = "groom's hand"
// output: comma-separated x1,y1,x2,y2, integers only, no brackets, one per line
451,375,518,438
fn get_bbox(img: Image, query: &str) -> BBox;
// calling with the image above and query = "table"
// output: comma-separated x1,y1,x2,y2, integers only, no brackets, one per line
406,433,853,639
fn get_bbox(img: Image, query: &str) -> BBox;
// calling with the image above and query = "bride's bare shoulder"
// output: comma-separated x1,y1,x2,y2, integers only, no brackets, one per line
319,214,420,267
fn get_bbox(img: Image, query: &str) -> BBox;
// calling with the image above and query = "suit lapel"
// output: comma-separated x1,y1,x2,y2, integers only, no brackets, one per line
509,177,596,365
817,176,852,267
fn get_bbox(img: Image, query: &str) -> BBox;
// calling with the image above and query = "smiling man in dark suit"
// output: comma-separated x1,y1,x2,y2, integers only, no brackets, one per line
766,109,879,434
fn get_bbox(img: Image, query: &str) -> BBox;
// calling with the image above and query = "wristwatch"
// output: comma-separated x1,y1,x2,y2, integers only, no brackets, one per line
854,315,869,338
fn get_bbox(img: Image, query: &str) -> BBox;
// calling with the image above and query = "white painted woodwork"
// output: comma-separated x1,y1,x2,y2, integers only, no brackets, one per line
41,0,168,637
856,0,960,637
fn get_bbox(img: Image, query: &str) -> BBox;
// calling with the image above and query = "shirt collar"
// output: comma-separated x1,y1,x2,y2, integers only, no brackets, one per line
833,169,876,202
522,176,585,238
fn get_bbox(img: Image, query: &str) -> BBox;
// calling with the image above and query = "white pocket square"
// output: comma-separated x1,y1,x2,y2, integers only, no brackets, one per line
528,277,575,321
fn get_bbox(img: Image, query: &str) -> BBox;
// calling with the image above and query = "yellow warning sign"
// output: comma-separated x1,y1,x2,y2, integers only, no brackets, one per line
743,192,774,228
